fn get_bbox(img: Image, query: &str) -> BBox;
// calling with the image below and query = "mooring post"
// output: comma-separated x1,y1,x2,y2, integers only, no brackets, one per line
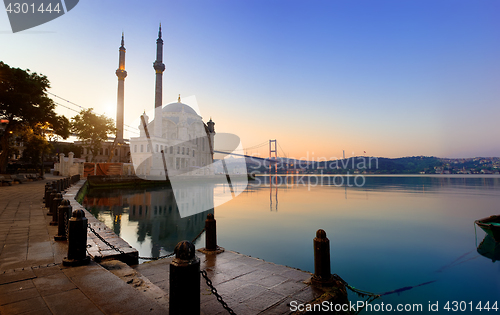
50,193,63,226
63,209,90,266
43,183,51,205
311,229,335,286
169,241,200,315
55,199,72,241
52,181,59,193
205,213,217,251
47,189,57,216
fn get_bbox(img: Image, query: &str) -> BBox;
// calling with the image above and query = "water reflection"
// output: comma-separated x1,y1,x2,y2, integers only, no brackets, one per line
477,235,500,262
253,174,500,194
83,184,214,259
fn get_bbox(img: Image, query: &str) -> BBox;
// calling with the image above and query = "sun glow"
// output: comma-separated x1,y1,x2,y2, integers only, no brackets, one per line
102,103,117,121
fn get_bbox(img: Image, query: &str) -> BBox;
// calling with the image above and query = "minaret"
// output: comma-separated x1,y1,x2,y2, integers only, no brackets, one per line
115,32,127,143
153,24,165,138
207,117,216,161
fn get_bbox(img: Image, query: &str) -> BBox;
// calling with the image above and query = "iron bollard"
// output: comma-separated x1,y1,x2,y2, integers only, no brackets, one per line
65,177,70,189
43,183,51,205
50,193,63,226
47,189,57,215
63,209,90,266
311,229,335,286
170,241,200,315
55,199,72,241
51,181,59,193
205,213,217,251
58,179,63,192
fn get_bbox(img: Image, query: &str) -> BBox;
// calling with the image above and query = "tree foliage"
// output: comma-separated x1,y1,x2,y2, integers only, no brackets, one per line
19,125,52,168
0,61,70,172
71,108,115,162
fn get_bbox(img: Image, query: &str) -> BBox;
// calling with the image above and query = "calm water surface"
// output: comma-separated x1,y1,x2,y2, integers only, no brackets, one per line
82,175,500,313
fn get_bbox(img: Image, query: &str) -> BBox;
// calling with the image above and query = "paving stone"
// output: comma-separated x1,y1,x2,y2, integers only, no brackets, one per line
290,286,325,303
0,296,49,314
258,274,289,288
243,289,286,311
0,269,36,285
33,271,77,297
32,265,64,278
0,279,38,306
228,283,268,303
270,279,309,297
259,296,297,315
43,288,104,315
257,262,291,274
236,269,274,283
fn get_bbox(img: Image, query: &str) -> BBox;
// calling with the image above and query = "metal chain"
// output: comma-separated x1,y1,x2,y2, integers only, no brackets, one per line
86,225,204,261
88,224,126,255
64,210,69,238
2,262,61,274
200,270,236,315
332,274,380,298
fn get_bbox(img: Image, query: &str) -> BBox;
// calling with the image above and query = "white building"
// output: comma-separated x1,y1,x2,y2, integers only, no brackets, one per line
130,98,216,179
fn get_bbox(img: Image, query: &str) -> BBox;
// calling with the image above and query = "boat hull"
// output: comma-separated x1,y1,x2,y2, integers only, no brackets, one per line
475,215,500,243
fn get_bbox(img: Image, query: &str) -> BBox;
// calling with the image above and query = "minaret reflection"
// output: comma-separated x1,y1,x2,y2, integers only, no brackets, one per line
128,184,214,257
83,183,214,259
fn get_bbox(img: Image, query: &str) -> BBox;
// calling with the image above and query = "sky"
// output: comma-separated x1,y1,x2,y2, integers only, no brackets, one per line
1,0,499,159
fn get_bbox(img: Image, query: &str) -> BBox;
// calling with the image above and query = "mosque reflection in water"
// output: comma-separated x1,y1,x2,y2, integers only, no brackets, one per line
82,184,214,259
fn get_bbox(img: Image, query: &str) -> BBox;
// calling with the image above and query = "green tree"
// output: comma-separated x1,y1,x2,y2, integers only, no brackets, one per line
0,62,70,173
19,125,52,171
71,108,115,162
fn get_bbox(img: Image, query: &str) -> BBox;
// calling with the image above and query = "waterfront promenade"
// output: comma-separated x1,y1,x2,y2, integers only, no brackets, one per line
0,175,345,314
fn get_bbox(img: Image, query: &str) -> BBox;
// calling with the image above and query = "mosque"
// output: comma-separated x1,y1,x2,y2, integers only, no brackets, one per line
80,26,217,179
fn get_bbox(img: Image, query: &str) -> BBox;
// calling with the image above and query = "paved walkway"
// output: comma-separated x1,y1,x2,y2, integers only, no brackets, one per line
0,175,165,314
0,175,346,314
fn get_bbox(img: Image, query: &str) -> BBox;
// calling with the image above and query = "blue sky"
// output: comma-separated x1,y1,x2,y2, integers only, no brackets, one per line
1,0,499,158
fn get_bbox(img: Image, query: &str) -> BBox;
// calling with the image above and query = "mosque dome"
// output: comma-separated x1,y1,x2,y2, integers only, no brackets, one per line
162,102,199,116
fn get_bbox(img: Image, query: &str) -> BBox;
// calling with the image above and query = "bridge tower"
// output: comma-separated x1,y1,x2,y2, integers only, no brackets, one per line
269,140,277,174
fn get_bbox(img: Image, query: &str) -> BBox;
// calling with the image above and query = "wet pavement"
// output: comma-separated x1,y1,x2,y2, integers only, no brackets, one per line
0,174,345,314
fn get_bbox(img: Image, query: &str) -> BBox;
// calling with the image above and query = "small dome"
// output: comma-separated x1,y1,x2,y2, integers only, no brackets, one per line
163,102,198,116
